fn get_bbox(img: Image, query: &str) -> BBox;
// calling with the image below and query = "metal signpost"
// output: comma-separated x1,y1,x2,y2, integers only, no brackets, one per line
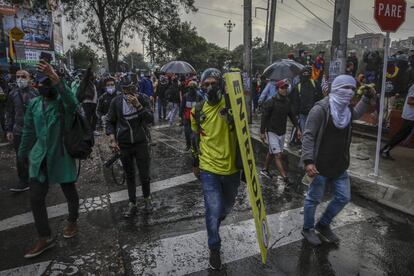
373,0,407,177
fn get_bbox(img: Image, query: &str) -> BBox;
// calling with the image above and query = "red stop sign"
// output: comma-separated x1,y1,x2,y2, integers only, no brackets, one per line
374,0,406,32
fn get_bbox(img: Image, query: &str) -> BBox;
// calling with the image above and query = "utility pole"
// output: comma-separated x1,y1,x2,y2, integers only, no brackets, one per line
329,0,350,82
254,5,269,45
243,0,252,123
265,0,270,45
224,20,236,51
267,0,277,65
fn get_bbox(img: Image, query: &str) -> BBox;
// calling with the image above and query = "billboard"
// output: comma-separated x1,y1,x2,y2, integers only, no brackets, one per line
3,8,53,50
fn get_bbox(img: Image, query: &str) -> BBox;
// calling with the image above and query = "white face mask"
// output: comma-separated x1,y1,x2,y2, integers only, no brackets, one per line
106,86,115,94
17,79,29,89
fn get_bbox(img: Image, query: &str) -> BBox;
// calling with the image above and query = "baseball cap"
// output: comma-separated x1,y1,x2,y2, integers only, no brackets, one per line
276,79,289,88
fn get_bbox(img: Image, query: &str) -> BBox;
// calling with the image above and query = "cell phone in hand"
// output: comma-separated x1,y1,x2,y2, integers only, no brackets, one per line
39,52,53,63
37,52,53,82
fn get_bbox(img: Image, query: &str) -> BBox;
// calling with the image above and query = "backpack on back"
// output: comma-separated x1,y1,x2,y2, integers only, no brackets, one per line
60,103,94,159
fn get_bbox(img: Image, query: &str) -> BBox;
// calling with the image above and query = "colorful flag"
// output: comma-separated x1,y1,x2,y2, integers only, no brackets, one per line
8,32,15,63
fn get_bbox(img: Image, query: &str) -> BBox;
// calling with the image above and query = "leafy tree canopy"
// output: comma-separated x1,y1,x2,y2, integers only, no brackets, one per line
61,0,196,72
68,42,100,71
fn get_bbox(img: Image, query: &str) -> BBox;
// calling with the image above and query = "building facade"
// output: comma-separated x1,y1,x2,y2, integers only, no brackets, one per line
349,33,386,50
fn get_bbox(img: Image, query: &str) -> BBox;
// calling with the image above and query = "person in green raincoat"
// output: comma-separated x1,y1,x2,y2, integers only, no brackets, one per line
18,60,80,259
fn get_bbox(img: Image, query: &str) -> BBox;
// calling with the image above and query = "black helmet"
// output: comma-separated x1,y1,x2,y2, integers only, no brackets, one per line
200,68,222,84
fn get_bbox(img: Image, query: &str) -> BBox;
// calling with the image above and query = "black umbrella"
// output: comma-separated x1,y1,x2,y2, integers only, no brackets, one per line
262,59,305,80
160,61,196,74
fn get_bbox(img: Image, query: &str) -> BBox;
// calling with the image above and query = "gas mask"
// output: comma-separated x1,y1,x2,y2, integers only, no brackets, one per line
206,83,222,105
17,79,29,89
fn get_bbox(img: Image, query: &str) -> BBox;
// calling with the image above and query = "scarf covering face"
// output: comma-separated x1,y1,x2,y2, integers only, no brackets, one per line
329,75,356,129
122,95,138,120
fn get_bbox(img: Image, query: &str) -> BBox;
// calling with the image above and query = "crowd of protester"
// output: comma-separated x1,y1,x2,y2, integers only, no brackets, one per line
0,46,413,269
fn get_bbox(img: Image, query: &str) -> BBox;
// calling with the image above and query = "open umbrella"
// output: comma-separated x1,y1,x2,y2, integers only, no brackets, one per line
160,61,196,74
262,59,305,80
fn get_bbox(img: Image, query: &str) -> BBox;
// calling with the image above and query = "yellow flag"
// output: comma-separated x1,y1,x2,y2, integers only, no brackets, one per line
8,31,15,62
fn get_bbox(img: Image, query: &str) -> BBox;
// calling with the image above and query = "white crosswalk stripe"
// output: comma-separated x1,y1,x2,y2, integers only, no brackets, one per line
126,202,376,275
0,202,376,276
0,173,196,232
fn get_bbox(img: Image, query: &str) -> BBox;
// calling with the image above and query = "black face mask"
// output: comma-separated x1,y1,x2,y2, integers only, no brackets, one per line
206,83,222,105
38,82,57,99
301,75,310,81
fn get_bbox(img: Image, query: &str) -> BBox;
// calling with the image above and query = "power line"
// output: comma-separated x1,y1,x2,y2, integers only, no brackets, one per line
307,0,333,13
326,0,377,33
280,2,332,31
295,0,333,29
196,5,243,17
196,5,317,42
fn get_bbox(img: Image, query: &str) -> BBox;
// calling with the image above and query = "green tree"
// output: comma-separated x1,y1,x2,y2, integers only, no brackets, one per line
61,0,196,72
69,43,99,70
123,52,148,71
151,22,229,72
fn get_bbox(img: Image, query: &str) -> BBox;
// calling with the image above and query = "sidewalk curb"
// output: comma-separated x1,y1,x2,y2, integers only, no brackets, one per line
250,132,414,217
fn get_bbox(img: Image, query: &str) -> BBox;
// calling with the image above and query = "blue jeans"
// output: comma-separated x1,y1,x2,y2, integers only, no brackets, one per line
303,171,351,230
200,170,240,250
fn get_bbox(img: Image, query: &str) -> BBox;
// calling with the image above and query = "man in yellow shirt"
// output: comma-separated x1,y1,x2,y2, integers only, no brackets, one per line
191,68,240,270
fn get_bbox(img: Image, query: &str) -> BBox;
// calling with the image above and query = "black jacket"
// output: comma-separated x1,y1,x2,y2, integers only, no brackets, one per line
157,80,169,99
106,93,154,147
97,91,120,117
6,86,38,135
166,81,180,103
289,79,323,115
260,93,299,136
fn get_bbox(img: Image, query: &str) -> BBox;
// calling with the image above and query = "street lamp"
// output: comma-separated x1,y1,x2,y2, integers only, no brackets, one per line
224,20,236,51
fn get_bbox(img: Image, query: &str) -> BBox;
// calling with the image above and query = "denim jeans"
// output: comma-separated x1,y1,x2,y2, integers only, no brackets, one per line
303,171,351,230
200,170,240,250
157,97,167,120
167,103,179,126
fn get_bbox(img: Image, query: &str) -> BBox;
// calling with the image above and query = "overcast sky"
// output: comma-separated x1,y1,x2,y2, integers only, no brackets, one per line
63,0,414,56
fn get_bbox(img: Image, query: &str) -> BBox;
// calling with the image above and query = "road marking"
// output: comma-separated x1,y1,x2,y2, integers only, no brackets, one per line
151,124,171,130
0,173,196,232
0,261,50,276
127,202,376,276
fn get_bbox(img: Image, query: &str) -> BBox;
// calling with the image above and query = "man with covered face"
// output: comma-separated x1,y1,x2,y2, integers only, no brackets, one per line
301,75,375,246
6,70,38,192
190,68,240,270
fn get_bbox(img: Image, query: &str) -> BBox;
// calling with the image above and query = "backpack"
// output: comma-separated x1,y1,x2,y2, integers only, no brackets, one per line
297,79,316,94
60,103,94,159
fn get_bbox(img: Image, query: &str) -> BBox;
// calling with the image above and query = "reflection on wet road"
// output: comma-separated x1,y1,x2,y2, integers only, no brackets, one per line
0,124,413,275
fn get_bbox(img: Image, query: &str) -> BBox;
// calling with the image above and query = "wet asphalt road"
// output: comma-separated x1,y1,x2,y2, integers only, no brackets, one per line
0,121,414,276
